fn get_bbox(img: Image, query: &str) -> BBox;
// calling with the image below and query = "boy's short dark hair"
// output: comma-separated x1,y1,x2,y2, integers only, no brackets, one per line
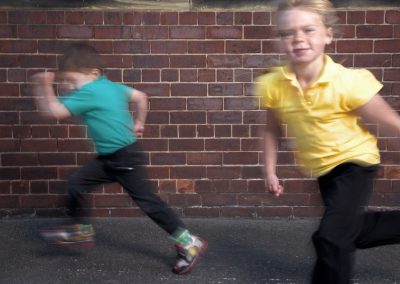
59,42,102,73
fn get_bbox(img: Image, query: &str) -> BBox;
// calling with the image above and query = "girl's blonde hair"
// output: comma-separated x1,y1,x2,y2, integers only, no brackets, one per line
277,0,339,28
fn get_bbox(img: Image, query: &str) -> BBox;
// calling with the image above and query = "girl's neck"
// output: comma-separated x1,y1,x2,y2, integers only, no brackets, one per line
290,55,325,90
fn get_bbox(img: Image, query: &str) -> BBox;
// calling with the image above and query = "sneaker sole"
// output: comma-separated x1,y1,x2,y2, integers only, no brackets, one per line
173,238,208,275
40,230,96,248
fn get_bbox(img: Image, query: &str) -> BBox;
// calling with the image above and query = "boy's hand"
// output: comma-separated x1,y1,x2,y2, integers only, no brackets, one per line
31,72,55,86
266,174,284,197
134,121,145,137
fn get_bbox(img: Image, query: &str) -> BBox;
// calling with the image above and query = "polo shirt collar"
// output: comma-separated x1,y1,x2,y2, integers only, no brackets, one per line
280,55,337,86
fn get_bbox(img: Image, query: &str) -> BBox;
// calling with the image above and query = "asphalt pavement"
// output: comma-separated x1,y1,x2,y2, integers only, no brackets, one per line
0,217,399,284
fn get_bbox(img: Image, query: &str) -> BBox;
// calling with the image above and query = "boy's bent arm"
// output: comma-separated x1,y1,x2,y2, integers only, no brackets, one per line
263,109,284,196
129,89,148,137
355,94,400,137
31,72,71,120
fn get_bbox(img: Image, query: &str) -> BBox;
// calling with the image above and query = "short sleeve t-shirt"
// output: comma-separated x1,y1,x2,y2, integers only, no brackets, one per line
59,76,135,155
256,55,383,177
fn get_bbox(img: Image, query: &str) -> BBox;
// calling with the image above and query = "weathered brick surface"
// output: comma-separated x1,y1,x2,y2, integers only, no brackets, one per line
0,8,399,219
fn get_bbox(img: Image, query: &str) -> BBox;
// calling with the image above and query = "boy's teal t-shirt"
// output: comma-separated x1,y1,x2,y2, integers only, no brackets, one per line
59,76,136,155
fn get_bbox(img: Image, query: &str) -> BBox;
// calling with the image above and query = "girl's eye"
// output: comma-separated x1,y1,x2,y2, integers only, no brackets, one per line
279,31,294,38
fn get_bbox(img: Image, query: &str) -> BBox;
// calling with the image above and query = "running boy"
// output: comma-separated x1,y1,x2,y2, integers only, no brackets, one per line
256,0,400,283
31,42,207,275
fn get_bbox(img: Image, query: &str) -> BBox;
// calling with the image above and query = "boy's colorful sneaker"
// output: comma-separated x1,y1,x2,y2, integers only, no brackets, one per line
40,224,95,247
172,235,207,275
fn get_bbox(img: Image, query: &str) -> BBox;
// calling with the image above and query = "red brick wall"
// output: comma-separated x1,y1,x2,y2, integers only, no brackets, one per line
0,8,399,218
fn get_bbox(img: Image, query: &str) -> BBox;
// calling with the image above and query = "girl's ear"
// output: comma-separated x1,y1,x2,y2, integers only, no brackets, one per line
90,68,101,78
325,27,334,45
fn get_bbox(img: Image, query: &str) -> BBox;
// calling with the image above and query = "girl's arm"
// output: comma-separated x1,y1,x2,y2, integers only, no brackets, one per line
263,109,284,196
129,89,148,137
31,72,71,120
355,94,400,136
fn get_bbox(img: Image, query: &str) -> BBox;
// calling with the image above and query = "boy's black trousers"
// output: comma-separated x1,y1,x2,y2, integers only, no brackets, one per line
312,163,400,284
66,142,186,235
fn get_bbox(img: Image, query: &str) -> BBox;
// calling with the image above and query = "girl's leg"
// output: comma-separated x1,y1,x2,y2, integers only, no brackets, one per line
311,163,378,284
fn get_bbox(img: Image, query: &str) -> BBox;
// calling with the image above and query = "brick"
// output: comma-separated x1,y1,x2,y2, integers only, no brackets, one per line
198,69,215,82
57,26,93,39
336,25,356,38
226,40,261,54
170,166,206,179
8,69,27,82
197,125,214,137
171,83,207,97
104,12,122,25
177,180,195,193
30,181,49,194
0,40,37,53
170,26,205,39
0,98,34,111
354,54,392,67
374,40,400,53
366,11,384,24
142,69,160,82
188,41,224,54
18,25,56,39
0,11,6,24
85,11,104,24
216,69,233,82
386,10,400,24
20,195,65,208
243,55,280,68
223,152,258,165
0,168,20,180
198,12,215,25
11,181,28,194
161,12,178,25
94,194,133,208
253,12,271,25
179,12,197,25
123,70,141,83
384,69,400,81
187,152,222,165
169,139,204,151
159,69,177,82
138,139,168,151
65,11,84,24
114,41,150,54
207,55,242,68
347,11,365,24
0,25,17,38
214,125,231,137
183,207,220,217
142,12,161,25
151,41,187,54
216,12,233,25
168,193,201,206
0,195,19,208
244,26,276,39
145,111,170,124
208,111,242,124
2,153,38,166
133,55,169,68
178,125,196,137
205,139,240,151
187,98,222,111
38,153,76,166
58,139,94,152
337,40,373,53
170,55,206,68
225,97,258,110
0,126,12,138
221,207,255,218
207,26,242,39
0,55,18,68
47,11,65,24
208,83,243,96
202,193,237,206
159,180,177,193
94,26,131,39
8,11,28,24
20,139,58,152
49,180,68,194
21,167,57,180
180,69,197,82
256,207,292,218
356,25,393,38
102,55,133,68
234,12,252,25
150,152,186,165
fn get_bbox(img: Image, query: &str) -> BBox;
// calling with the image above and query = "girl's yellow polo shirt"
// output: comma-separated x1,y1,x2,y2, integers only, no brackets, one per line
257,55,383,177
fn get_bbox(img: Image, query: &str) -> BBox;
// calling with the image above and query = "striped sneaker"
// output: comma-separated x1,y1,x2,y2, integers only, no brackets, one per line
40,224,95,247
172,235,207,275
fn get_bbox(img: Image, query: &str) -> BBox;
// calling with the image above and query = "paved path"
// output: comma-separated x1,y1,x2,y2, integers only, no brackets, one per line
0,218,399,284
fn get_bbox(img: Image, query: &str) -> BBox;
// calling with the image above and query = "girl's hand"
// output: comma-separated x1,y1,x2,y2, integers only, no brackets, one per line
266,174,284,197
134,121,145,137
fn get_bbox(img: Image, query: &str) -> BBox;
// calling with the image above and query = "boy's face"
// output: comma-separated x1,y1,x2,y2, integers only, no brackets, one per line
277,8,333,66
59,70,98,91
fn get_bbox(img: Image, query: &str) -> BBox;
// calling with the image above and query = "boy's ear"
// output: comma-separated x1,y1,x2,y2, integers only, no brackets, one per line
90,69,101,77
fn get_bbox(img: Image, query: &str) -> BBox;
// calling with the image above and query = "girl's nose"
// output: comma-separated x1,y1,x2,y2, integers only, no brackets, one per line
293,30,305,42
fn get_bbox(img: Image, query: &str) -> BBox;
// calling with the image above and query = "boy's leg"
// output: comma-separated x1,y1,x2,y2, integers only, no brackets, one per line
67,158,114,224
42,158,114,246
311,163,377,284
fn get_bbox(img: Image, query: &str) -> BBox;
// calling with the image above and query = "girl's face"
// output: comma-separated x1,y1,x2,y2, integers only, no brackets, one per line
277,8,333,67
